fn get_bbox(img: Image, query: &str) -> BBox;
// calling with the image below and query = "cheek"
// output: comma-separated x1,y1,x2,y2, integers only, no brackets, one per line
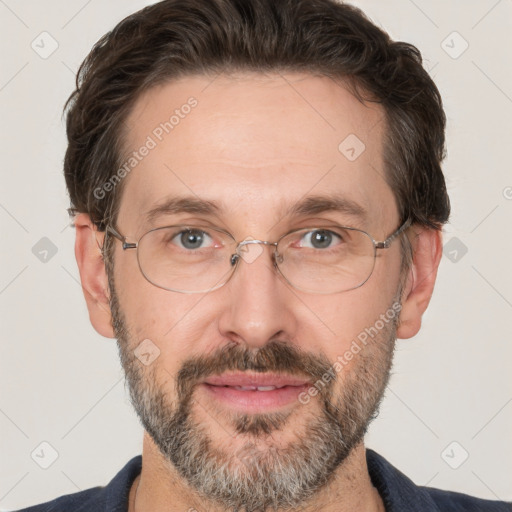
296,268,401,362
114,263,222,362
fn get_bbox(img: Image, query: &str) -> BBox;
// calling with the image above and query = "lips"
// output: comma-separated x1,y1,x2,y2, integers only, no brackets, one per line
203,372,311,389
201,372,311,412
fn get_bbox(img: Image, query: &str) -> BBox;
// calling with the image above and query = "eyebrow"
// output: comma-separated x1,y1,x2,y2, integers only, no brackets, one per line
144,196,221,224
143,193,367,225
287,194,368,221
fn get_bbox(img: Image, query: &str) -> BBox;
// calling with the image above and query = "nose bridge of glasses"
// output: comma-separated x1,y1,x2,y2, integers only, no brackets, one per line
231,238,278,266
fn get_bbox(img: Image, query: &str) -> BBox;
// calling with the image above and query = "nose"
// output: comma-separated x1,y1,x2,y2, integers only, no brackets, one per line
217,242,298,349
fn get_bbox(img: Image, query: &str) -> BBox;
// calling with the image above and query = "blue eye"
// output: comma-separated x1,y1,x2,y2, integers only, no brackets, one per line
173,229,213,250
300,230,342,249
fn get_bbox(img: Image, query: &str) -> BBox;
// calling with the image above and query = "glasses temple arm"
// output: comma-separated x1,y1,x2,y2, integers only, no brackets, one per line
375,218,412,249
105,225,137,250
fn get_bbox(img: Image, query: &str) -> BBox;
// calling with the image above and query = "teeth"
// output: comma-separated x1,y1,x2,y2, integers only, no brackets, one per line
230,385,278,391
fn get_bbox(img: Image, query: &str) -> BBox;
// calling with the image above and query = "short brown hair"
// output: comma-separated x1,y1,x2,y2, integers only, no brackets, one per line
64,0,450,233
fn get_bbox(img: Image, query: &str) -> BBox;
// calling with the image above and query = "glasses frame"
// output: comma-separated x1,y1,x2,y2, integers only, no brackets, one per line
105,218,412,294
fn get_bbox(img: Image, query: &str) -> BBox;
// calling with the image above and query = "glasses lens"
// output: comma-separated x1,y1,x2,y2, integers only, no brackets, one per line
137,226,235,292
276,227,376,293
135,225,377,294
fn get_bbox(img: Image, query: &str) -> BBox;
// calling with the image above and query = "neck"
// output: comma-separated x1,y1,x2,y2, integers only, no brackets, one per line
128,433,385,512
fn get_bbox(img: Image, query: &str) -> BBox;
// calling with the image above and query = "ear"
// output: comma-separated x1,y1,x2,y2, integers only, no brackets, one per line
74,213,115,338
396,226,443,339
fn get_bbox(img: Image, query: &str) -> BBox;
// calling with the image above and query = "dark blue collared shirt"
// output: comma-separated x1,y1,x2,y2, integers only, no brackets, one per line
13,449,512,511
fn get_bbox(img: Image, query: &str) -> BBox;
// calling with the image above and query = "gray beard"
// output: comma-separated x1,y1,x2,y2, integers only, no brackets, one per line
110,283,399,512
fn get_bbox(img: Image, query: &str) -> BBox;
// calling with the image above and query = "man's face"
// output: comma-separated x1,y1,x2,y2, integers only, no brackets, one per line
109,73,405,509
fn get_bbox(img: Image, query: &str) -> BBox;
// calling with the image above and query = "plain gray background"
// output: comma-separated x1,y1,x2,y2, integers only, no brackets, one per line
1,0,511,509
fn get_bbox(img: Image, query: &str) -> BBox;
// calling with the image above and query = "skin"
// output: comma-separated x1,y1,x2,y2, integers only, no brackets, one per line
74,72,442,511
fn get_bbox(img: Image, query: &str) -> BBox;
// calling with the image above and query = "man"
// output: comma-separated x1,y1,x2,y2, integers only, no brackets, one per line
16,0,511,511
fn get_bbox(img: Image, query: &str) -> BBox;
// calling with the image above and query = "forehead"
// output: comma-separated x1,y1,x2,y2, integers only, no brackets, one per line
118,72,397,235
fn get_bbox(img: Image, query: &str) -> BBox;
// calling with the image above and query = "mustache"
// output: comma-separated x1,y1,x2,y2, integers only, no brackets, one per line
175,339,335,401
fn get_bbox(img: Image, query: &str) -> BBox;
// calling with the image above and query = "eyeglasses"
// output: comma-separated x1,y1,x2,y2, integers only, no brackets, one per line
105,218,411,294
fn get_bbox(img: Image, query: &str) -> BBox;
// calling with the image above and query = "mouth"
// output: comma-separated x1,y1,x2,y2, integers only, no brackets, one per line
200,372,311,412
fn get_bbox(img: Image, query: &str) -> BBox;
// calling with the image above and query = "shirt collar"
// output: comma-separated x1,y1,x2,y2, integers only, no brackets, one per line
104,455,142,512
366,448,440,512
